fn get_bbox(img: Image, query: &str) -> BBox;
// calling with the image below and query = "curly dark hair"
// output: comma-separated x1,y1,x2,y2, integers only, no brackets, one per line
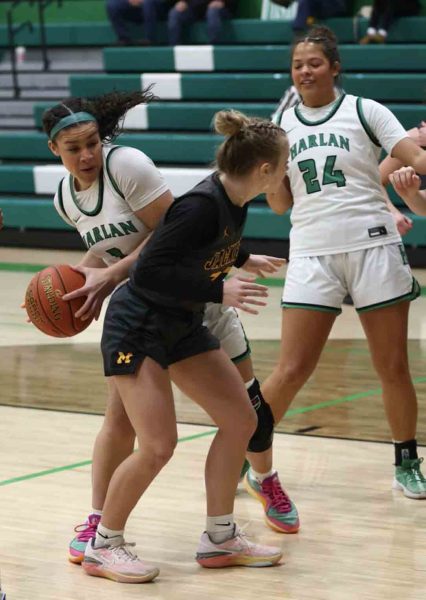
42,88,156,143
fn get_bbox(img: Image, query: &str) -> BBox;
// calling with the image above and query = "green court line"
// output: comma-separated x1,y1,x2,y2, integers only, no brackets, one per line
0,429,217,487
3,376,426,487
0,262,48,273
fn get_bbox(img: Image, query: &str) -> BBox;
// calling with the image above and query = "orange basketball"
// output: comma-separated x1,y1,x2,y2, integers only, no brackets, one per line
25,264,92,337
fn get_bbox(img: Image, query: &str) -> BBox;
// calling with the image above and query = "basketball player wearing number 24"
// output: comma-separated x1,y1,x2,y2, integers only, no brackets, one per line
262,25,426,500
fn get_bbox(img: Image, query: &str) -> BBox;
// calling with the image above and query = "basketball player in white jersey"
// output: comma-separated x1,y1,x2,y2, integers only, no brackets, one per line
254,25,426,500
40,90,298,568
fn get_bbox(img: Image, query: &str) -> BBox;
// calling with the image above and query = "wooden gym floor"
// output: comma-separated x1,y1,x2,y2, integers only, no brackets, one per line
0,247,425,599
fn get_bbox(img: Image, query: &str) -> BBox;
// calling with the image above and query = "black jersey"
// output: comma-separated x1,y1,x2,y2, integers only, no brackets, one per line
128,172,249,311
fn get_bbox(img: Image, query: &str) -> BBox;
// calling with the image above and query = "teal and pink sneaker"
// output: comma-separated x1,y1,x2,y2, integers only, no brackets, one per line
244,470,300,533
69,514,101,564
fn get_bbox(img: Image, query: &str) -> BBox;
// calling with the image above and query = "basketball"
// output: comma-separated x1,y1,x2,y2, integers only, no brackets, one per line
25,264,92,337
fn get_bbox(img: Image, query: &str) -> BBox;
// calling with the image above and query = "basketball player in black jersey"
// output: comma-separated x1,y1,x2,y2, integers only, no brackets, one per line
81,109,289,583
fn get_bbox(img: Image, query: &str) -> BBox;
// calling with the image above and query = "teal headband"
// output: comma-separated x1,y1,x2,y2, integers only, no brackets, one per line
49,111,97,140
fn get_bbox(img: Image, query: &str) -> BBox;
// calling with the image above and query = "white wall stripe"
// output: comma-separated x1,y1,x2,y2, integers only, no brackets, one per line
174,45,214,72
122,104,148,130
34,165,67,195
141,73,182,100
33,165,211,197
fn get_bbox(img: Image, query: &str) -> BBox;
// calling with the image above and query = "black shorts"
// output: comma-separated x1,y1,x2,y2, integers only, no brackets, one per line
101,284,220,376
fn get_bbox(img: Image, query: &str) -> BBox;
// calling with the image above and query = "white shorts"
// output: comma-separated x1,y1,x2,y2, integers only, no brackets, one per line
282,243,420,313
203,303,250,362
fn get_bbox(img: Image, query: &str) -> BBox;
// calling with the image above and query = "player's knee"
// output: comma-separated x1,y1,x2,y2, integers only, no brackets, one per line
102,411,135,442
247,396,274,453
275,361,311,389
374,356,410,383
144,436,177,468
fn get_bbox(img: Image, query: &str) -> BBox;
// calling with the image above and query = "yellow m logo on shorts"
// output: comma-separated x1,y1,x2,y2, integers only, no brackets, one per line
117,352,133,365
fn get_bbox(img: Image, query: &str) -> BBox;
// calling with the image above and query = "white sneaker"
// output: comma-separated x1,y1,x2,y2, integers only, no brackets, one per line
196,525,282,568
82,538,159,583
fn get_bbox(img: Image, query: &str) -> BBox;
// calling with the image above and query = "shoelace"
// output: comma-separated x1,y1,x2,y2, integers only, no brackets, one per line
406,458,426,484
261,476,292,512
109,542,140,563
73,516,100,542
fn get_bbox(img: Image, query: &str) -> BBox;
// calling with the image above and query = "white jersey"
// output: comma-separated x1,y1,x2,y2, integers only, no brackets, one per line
54,145,168,265
280,94,408,258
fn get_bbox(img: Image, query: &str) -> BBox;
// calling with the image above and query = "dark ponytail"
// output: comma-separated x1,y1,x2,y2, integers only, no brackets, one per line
42,88,156,143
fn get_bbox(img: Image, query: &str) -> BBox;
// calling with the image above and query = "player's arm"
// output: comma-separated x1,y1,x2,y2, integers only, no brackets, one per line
64,190,174,320
380,127,420,185
265,175,293,214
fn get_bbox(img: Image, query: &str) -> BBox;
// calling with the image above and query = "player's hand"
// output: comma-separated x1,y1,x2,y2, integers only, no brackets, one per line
240,254,286,279
389,166,421,199
62,265,115,321
20,301,31,323
393,212,413,236
223,276,268,315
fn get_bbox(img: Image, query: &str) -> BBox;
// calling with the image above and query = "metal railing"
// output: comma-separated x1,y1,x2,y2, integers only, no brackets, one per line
7,0,63,98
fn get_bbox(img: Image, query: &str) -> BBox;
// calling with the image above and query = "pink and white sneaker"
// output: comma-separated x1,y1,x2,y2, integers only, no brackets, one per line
82,538,159,583
196,525,282,568
69,514,101,564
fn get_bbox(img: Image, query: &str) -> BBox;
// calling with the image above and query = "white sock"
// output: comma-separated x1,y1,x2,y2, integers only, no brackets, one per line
94,523,124,548
251,467,276,483
378,28,387,37
367,27,377,35
245,377,255,389
91,508,103,516
206,514,234,544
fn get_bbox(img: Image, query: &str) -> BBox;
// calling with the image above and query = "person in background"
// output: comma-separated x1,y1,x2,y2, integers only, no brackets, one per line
291,0,348,34
106,0,169,46
359,0,420,44
168,0,237,45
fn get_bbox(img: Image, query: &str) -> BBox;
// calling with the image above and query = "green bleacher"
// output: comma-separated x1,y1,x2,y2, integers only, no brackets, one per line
0,11,425,249
2,17,426,47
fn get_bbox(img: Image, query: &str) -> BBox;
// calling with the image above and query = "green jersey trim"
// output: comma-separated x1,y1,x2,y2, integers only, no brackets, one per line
70,172,104,217
105,146,125,199
281,301,342,314
56,177,71,223
356,97,381,147
294,93,346,126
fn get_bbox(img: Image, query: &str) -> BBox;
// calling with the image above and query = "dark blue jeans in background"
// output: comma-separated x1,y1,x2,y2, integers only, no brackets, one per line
106,0,168,44
168,5,232,45
292,0,347,31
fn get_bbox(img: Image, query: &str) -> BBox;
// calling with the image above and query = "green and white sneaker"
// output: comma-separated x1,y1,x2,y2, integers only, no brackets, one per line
393,458,426,499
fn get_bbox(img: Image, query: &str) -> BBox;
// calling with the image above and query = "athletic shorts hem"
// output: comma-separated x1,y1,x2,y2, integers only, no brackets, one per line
356,278,421,313
231,346,251,364
281,301,342,314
